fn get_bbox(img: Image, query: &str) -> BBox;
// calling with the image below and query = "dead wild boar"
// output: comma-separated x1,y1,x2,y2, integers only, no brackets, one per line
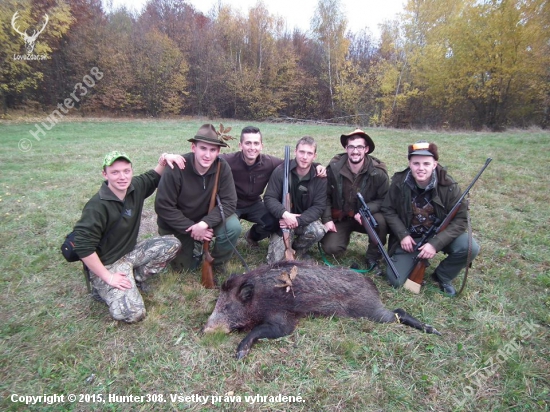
203,261,441,359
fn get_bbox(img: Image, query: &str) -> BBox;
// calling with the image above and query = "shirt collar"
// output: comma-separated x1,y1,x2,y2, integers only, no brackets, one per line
99,180,134,201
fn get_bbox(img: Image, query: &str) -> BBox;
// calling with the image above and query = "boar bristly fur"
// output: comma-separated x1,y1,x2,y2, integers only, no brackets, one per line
203,261,441,359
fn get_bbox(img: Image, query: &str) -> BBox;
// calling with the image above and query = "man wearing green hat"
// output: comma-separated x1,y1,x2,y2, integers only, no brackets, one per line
155,124,241,274
73,150,185,323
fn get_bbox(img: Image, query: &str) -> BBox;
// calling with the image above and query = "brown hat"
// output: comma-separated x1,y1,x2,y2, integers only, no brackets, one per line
188,124,229,147
340,128,375,154
408,140,439,160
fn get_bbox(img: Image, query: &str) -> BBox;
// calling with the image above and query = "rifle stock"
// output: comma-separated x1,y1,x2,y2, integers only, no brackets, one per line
201,244,215,288
403,259,427,294
404,220,440,293
282,145,295,260
201,162,222,289
357,193,399,279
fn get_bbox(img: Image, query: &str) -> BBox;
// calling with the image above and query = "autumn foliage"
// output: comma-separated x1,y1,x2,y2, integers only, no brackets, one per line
1,0,548,130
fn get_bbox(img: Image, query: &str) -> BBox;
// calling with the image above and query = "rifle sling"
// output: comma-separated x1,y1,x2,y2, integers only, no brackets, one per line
456,198,472,297
203,161,222,257
209,162,222,213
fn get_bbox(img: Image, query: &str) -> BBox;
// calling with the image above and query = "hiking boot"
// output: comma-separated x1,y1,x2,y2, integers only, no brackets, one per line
431,272,456,297
208,263,229,287
90,287,105,303
438,282,456,297
366,257,383,276
296,249,313,261
213,262,227,275
245,229,259,248
294,246,315,260
136,281,152,294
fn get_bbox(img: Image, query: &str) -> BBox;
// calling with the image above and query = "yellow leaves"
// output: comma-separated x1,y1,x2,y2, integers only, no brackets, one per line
275,265,298,297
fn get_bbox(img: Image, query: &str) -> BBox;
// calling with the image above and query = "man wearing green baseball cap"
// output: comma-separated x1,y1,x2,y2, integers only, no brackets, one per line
72,150,185,323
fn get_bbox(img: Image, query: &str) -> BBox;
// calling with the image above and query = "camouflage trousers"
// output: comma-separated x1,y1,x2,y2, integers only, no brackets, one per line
90,236,181,323
266,219,327,264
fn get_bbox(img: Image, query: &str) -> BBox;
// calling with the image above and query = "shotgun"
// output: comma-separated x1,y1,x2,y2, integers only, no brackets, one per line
357,193,400,279
282,145,295,260
404,158,492,294
201,161,222,289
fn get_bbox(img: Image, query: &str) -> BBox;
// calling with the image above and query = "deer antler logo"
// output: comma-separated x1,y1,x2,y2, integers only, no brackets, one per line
11,12,49,55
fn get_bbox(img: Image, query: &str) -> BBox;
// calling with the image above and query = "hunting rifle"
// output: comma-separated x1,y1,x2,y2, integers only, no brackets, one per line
357,193,400,279
404,157,493,294
201,161,222,289
282,145,296,260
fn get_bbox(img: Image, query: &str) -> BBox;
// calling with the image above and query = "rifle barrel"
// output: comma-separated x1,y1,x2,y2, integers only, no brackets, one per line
282,145,295,260
357,193,400,279
414,158,492,251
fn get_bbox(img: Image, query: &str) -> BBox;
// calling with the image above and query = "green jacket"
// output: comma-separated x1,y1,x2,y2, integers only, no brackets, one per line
382,165,468,255
323,153,389,222
73,170,160,265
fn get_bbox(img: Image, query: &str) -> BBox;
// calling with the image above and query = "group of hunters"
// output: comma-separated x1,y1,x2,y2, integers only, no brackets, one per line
71,124,480,323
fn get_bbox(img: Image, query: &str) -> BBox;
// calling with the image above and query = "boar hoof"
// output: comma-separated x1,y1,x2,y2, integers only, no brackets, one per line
236,349,250,360
425,324,442,336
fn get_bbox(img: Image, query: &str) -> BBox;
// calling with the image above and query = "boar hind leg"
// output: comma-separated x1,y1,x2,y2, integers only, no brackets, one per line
236,319,297,359
393,308,441,336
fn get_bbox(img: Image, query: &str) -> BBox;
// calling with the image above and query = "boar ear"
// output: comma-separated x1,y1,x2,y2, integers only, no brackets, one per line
238,282,254,303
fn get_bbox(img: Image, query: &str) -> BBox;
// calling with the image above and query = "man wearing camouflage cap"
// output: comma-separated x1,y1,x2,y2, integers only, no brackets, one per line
73,150,185,323
155,124,241,274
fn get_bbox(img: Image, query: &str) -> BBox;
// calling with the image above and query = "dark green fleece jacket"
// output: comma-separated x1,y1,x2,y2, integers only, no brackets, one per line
73,170,160,265
154,153,237,234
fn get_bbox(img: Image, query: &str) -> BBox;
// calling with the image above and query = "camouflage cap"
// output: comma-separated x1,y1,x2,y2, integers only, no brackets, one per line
103,151,132,168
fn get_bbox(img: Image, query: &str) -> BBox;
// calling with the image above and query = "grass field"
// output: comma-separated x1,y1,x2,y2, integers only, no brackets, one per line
0,118,549,411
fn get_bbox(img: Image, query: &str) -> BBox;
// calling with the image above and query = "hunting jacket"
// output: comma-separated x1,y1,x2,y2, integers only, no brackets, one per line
155,153,237,234
220,152,282,209
74,170,160,265
264,159,328,228
322,153,389,222
382,164,468,255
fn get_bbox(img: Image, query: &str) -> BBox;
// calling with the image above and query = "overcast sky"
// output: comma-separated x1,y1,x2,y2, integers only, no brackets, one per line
106,0,405,38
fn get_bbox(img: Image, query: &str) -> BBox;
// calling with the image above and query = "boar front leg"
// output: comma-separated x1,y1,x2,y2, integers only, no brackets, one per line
236,316,297,359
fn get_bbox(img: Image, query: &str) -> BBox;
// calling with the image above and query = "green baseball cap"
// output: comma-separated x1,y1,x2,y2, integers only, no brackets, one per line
103,151,132,168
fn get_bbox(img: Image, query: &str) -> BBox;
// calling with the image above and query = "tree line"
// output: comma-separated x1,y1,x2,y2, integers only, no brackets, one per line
1,0,549,130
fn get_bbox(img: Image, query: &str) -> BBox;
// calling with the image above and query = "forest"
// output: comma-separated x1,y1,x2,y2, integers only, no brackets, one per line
1,0,549,130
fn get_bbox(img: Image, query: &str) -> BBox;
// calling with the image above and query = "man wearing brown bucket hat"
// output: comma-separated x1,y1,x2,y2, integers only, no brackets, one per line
320,128,390,272
381,140,480,296
155,124,241,274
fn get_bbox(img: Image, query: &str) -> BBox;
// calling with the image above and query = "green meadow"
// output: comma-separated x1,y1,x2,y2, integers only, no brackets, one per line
0,118,548,411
